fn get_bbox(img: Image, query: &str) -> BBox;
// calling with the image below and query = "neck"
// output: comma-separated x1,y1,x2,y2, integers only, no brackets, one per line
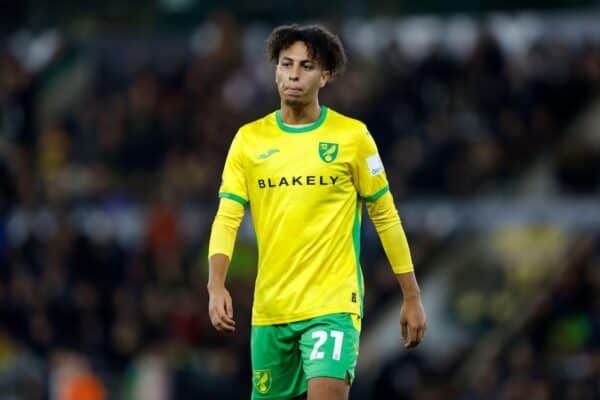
279,100,321,125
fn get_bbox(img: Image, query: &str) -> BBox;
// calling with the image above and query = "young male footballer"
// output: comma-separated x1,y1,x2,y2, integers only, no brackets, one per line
207,24,426,400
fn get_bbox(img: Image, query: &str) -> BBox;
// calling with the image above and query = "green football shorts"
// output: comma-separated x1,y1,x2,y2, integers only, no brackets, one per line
251,313,361,399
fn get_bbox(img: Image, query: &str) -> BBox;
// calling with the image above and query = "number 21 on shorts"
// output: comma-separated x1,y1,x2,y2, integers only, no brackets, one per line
310,330,344,360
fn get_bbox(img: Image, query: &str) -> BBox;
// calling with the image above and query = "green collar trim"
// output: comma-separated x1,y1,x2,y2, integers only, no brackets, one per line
276,106,328,134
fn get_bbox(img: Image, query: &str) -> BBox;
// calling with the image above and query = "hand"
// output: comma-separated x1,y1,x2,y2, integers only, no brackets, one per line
208,286,236,333
400,296,426,349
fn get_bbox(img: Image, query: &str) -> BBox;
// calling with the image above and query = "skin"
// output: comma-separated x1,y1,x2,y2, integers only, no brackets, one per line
208,40,426,400
275,41,330,125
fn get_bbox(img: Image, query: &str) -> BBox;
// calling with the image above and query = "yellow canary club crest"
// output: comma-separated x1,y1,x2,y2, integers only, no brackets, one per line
319,142,339,163
253,369,272,394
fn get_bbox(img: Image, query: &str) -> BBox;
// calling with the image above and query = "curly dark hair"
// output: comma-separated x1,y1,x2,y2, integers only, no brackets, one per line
266,24,347,77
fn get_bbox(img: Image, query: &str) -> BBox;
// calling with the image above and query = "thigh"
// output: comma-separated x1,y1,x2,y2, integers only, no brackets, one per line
307,377,349,400
251,324,307,399
298,313,361,385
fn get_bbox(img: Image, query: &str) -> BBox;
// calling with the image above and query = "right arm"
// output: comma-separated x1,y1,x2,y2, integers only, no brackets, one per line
207,132,248,333
207,198,245,332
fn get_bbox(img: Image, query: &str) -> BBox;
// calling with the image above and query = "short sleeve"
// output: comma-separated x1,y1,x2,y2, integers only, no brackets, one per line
218,132,249,206
352,129,390,202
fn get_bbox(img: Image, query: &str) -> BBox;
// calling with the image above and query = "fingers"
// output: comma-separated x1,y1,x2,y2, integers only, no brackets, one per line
209,296,236,333
417,324,426,343
405,323,426,349
405,325,416,348
211,309,236,332
401,319,408,342
216,312,236,333
225,292,234,319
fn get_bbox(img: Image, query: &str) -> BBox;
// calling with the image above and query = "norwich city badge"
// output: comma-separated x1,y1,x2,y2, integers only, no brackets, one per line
319,142,339,163
253,369,272,394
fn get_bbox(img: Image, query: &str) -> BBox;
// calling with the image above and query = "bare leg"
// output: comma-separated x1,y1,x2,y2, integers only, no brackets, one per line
307,377,349,400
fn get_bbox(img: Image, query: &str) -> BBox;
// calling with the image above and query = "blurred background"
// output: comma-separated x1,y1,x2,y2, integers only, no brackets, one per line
2,0,600,399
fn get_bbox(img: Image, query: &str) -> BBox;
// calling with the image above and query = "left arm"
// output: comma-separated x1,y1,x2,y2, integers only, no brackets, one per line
396,271,426,349
366,190,427,349
352,128,426,348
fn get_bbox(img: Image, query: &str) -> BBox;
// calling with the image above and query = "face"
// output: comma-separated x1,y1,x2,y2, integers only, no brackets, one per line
275,41,331,107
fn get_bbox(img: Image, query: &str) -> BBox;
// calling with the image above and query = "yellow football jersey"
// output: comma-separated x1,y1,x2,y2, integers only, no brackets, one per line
219,106,390,325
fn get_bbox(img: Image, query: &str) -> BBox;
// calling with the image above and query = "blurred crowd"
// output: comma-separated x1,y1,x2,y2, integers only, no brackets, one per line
372,231,600,400
470,233,600,400
1,13,600,399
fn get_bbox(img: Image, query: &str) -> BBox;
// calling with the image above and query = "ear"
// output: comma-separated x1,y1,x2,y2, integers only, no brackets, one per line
319,70,331,88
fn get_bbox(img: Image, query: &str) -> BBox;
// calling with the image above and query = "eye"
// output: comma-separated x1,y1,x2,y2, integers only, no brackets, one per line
303,64,313,70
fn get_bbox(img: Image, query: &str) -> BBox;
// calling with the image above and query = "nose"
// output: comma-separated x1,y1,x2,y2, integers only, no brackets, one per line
288,65,299,81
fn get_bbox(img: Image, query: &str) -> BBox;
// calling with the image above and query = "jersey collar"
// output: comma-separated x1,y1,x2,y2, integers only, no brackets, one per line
275,106,328,134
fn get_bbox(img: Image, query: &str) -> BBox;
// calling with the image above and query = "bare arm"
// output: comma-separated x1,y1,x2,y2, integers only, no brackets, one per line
208,253,230,291
207,253,236,332
396,271,426,349
366,191,426,349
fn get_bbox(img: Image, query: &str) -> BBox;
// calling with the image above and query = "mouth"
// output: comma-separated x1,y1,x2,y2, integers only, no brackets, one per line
283,87,303,96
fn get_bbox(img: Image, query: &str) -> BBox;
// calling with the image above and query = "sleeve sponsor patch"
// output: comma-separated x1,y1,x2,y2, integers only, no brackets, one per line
366,153,384,176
